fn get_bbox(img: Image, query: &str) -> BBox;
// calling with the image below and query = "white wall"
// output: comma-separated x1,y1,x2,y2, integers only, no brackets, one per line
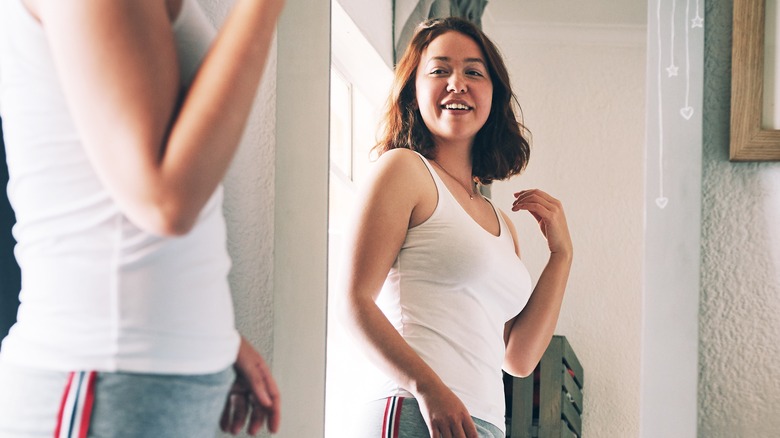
337,0,393,67
700,1,780,436
273,1,330,437
484,20,647,438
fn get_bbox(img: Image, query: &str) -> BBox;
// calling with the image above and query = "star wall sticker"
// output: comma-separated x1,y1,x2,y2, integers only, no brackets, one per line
691,15,703,28
666,64,679,77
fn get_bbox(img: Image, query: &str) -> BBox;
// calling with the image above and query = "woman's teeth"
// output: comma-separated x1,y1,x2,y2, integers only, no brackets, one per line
443,103,471,110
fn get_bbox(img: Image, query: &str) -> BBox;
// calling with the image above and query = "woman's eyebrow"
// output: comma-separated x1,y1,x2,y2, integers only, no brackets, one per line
428,56,486,65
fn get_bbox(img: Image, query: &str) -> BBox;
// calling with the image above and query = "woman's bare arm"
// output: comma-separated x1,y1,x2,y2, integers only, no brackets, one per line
28,0,284,235
502,190,572,377
337,149,478,438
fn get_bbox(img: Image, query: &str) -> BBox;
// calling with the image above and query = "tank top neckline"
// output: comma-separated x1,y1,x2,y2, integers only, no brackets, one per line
415,152,503,238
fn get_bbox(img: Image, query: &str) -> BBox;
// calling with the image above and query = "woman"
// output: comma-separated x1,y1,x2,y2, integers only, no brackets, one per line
339,17,572,438
0,0,283,436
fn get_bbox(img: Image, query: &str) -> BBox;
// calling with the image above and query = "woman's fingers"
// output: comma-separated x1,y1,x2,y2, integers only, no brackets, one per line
244,356,280,433
247,393,268,435
219,394,231,432
219,388,250,435
512,189,558,212
511,189,572,255
512,189,563,225
434,420,477,438
230,337,282,434
425,404,477,438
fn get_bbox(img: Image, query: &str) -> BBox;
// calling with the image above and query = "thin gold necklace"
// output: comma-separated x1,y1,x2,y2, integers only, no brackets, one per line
432,159,478,200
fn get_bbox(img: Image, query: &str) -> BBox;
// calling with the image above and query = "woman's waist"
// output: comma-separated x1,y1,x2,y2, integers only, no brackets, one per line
0,320,240,374
374,362,506,432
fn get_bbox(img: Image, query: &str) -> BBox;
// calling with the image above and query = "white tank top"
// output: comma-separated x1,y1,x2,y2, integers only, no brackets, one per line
377,153,533,431
0,0,240,374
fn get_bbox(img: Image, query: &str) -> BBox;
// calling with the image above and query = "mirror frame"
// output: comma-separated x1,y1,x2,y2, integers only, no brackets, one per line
273,0,330,436
730,0,780,161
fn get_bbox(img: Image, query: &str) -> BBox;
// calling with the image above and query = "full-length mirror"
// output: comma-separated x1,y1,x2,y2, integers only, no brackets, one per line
324,1,650,437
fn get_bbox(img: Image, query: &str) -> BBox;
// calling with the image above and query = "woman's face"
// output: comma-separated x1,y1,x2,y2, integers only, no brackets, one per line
414,31,493,150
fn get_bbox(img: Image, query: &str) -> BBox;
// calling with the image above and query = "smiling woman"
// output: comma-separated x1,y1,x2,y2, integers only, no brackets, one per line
335,17,571,438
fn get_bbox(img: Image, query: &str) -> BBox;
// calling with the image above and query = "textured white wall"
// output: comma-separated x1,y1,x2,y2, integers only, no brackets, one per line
485,23,647,438
223,62,277,360
700,1,780,436
197,1,278,434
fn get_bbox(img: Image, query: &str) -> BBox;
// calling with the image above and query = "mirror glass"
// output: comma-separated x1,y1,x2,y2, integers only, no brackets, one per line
324,2,648,437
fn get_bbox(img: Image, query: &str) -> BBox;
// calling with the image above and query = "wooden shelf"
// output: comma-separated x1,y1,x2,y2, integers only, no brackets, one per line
505,336,584,438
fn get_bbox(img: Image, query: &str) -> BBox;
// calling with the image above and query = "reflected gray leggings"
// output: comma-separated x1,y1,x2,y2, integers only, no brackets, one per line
354,396,504,438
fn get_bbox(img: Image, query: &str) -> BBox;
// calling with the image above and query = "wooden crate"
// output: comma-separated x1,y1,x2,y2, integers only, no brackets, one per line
504,335,584,438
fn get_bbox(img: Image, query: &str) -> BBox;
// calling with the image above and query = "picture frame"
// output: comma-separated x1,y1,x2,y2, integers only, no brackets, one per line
730,0,780,161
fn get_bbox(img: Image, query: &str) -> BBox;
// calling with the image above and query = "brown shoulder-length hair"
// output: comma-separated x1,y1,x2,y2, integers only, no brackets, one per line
374,17,530,184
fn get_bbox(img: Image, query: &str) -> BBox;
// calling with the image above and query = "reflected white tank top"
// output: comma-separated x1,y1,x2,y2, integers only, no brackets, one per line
377,153,533,432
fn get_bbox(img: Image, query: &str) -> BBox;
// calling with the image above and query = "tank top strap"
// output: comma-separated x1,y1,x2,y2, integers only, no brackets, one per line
411,150,453,207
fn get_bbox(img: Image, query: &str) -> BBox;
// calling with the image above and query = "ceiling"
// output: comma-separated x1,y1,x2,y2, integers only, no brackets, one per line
483,1,647,27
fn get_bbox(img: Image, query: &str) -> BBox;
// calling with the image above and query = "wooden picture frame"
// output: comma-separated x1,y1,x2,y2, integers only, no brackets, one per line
730,0,780,161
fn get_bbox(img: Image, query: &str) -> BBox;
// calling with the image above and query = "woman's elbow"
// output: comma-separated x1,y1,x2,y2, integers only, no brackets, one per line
127,199,198,237
334,292,357,328
503,358,539,379
334,289,373,334
150,214,195,237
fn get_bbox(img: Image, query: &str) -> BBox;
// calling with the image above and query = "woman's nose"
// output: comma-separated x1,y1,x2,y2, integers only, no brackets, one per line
446,73,467,94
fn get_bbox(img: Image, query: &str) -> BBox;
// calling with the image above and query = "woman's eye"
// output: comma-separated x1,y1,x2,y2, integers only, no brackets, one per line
430,68,447,75
467,70,485,77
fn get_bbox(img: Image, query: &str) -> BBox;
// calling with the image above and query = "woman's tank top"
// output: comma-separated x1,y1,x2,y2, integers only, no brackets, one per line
0,0,240,374
376,152,533,432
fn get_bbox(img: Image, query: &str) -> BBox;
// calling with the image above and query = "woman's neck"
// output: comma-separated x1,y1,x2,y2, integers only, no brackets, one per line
432,143,473,178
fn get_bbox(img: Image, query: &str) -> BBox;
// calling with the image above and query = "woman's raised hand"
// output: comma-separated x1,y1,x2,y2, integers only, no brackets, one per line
512,189,572,257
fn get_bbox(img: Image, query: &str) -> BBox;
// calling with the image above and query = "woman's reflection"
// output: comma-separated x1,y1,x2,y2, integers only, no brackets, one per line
337,17,572,438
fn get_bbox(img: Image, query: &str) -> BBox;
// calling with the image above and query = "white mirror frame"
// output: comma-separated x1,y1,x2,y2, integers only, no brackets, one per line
273,1,330,436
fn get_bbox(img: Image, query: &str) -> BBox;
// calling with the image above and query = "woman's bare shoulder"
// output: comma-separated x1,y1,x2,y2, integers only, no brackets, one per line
372,148,430,180
368,148,436,227
377,147,423,164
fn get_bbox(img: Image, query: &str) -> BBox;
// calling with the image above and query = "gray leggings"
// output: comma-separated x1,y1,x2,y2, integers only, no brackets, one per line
352,396,504,438
0,361,234,438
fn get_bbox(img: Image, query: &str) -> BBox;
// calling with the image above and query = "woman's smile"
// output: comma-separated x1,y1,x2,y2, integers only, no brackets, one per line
441,99,473,112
